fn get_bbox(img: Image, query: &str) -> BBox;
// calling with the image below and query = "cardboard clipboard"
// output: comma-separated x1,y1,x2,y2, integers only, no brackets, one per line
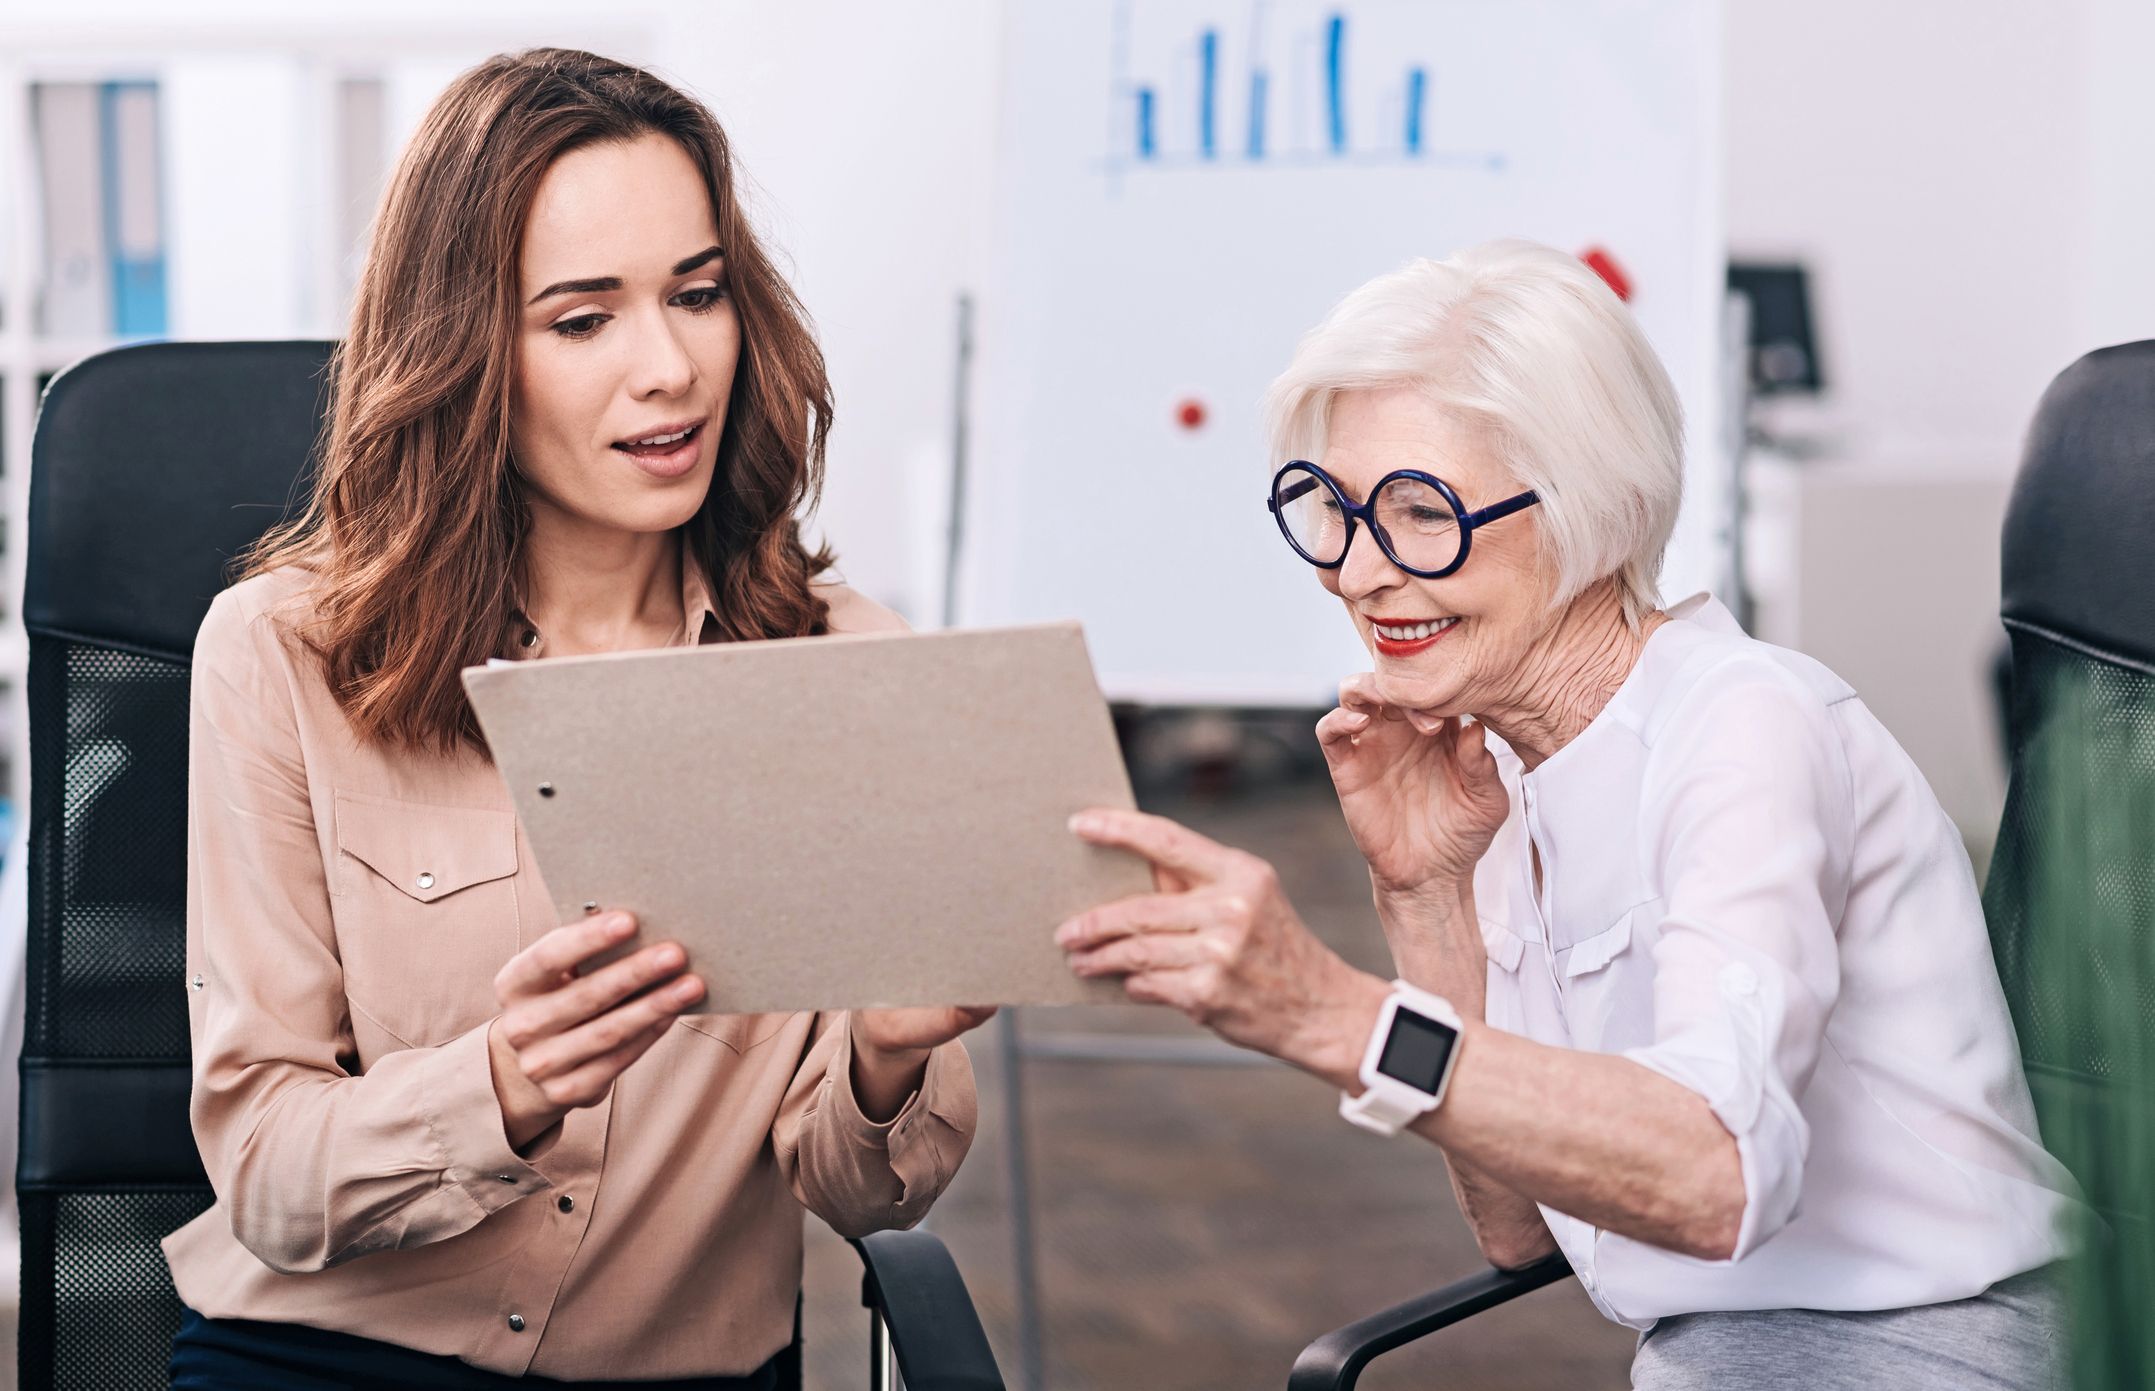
461,622,1146,1012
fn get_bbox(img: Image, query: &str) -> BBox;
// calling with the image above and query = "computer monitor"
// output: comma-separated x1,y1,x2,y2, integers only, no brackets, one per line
1728,261,1823,395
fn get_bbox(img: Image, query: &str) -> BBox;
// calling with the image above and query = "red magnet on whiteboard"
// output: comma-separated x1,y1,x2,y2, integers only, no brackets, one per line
1579,246,1632,302
1176,398,1208,431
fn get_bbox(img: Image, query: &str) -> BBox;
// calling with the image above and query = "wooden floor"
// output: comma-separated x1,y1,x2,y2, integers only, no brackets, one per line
799,767,1637,1390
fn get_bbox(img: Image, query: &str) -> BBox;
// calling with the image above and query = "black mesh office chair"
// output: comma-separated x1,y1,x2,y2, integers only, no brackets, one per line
1985,339,2155,1391
18,341,1004,1391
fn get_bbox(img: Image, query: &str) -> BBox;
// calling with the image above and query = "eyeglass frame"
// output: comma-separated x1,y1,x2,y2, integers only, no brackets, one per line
1266,461,1541,580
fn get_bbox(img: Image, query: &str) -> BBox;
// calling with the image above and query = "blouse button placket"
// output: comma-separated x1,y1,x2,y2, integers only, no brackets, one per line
1521,783,1564,998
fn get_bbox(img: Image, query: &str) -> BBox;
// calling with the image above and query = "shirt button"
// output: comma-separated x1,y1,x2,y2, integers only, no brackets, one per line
416,872,436,891
495,1173,517,1185
507,1314,526,1333
557,1195,574,1213
1720,964,1760,996
190,975,205,992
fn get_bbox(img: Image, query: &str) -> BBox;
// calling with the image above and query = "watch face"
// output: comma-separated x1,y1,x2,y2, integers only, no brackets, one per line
1376,1008,1458,1094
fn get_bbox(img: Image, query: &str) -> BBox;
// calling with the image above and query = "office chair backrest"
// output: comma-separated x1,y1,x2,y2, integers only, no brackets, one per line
1985,339,2155,1389
19,341,333,1390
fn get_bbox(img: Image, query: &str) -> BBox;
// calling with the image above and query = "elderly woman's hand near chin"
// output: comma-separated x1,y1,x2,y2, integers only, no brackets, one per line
1319,673,1511,1012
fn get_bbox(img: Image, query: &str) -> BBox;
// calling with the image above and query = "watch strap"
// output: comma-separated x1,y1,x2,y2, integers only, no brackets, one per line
1338,1080,1428,1135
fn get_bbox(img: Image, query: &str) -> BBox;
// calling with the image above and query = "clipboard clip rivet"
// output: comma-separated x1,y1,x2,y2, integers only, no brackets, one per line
416,872,436,891
583,902,599,915
538,783,555,798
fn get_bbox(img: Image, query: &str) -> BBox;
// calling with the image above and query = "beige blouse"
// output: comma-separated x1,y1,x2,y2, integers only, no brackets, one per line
161,558,978,1380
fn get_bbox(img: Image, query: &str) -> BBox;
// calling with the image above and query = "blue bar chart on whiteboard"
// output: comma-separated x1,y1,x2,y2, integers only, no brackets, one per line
1107,3,1508,177
967,1,1723,709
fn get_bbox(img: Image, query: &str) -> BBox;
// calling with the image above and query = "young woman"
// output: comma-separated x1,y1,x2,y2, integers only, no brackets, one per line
163,48,989,1390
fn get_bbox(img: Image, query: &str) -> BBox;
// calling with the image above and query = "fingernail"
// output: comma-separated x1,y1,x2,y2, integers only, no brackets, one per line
655,944,685,969
604,912,634,934
1068,813,1101,836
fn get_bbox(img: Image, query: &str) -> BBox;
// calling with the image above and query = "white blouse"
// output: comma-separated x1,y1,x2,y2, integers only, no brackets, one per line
1472,594,2078,1329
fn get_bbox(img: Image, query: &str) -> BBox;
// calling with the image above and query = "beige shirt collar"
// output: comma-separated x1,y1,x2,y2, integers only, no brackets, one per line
503,534,719,660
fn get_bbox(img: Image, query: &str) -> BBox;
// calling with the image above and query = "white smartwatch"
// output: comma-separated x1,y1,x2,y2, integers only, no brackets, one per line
1339,980,1464,1137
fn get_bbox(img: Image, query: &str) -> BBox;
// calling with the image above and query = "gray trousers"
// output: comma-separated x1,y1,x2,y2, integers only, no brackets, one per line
1631,1264,2065,1390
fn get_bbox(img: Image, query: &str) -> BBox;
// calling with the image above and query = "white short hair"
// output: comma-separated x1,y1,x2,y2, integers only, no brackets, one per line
1264,239,1683,625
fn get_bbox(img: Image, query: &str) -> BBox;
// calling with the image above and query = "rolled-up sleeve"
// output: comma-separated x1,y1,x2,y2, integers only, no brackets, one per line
775,1013,977,1239
186,592,545,1275
1622,665,1853,1261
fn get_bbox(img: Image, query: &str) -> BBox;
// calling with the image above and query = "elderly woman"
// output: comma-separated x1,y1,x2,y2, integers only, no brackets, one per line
1058,241,2078,1387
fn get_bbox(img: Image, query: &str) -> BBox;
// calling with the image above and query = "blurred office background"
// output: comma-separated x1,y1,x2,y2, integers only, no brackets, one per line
2,2,2153,1387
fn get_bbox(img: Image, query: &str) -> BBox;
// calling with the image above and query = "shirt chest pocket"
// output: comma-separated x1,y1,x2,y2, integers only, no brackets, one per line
678,1010,797,1054
1552,904,1655,1053
333,793,522,1052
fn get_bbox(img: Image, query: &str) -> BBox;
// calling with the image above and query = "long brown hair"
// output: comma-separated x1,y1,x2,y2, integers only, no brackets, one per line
247,47,834,752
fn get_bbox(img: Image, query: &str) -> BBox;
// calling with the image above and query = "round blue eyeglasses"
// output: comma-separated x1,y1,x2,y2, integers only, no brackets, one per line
1267,461,1540,579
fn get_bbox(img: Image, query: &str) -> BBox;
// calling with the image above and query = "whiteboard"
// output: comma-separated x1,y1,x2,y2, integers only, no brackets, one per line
965,0,1724,704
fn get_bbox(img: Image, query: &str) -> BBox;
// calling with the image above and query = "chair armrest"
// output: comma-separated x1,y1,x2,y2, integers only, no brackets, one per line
1288,1251,1574,1391
850,1230,1006,1391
